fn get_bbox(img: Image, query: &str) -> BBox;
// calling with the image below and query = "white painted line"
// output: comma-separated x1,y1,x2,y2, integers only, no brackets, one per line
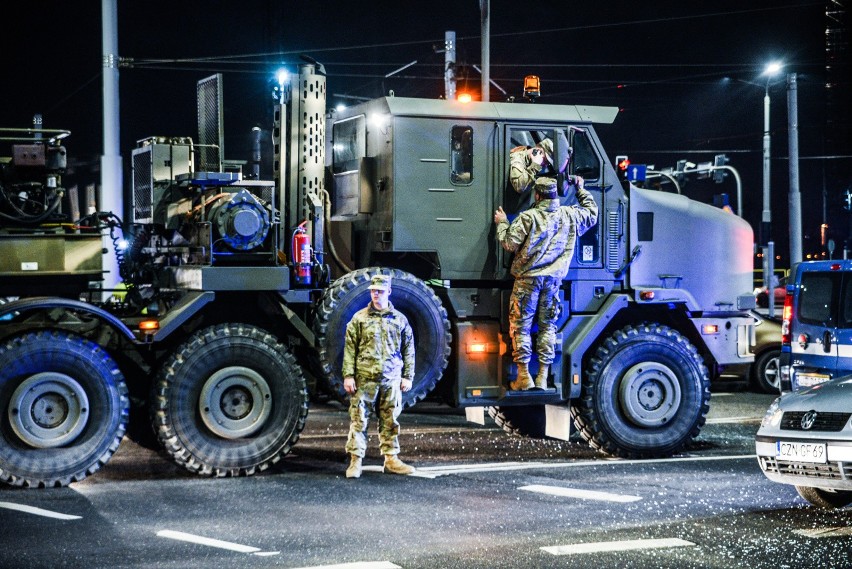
542,537,695,555
157,530,262,553
299,426,500,440
289,562,401,569
253,551,282,556
794,527,852,538
519,484,641,503
0,501,81,520
705,416,761,424
413,454,756,477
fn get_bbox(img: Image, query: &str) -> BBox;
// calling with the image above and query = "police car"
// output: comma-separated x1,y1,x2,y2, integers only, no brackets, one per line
778,260,852,392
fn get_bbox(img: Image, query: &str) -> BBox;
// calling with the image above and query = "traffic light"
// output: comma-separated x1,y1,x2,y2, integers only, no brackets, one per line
713,154,729,183
615,155,629,178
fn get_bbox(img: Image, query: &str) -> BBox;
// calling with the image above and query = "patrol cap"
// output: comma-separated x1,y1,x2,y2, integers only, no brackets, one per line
537,138,554,162
534,177,558,199
368,275,392,291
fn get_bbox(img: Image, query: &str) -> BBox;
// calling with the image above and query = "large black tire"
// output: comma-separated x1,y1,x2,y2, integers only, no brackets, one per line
0,331,128,488
488,405,547,438
152,323,308,477
751,348,781,394
571,322,710,459
312,267,451,408
796,486,852,509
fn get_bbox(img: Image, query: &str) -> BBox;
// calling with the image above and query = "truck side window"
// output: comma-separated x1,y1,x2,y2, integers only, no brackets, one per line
450,125,473,184
332,115,366,174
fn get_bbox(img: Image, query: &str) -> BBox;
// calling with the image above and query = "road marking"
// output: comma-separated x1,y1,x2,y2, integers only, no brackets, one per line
542,537,695,555
412,454,756,478
794,527,852,538
0,501,81,520
156,529,278,556
519,484,641,503
290,562,401,569
705,416,761,424
299,426,500,440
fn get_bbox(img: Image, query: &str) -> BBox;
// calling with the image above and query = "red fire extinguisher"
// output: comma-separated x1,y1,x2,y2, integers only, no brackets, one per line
291,220,312,286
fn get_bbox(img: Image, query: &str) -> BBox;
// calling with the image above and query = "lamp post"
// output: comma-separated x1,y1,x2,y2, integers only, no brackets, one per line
762,61,782,317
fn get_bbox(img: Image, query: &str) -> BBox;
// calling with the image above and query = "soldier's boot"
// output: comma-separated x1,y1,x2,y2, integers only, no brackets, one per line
383,454,415,475
346,454,362,479
534,365,550,390
510,362,534,391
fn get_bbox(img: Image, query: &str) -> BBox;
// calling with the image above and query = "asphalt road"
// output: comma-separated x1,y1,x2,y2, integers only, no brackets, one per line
2,385,850,569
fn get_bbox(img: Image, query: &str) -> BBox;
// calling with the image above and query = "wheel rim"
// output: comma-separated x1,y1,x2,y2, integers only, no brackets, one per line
8,372,89,448
764,356,780,389
199,366,271,439
618,362,682,427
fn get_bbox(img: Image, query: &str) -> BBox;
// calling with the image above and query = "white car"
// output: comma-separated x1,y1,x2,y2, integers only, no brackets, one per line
755,376,852,509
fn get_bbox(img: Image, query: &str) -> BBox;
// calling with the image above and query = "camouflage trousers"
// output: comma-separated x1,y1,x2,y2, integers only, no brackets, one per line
345,379,403,457
509,276,561,365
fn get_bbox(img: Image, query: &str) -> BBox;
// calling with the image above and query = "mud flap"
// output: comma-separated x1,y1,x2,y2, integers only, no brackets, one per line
545,404,572,441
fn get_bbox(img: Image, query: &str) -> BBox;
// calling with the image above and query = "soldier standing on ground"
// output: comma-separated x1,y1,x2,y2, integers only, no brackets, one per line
494,177,598,390
342,274,416,478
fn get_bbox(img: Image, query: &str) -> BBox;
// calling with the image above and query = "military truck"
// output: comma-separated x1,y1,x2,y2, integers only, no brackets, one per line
0,64,755,488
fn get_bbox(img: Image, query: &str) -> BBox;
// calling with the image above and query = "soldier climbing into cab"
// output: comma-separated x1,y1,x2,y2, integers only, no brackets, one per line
494,176,598,390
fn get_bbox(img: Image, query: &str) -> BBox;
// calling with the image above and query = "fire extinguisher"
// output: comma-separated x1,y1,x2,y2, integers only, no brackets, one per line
291,220,312,286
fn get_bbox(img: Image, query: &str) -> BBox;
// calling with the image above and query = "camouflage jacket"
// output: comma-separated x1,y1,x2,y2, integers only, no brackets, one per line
496,188,599,279
342,301,415,383
508,146,543,194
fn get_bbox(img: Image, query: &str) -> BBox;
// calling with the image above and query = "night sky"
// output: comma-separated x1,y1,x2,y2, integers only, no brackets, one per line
2,1,848,266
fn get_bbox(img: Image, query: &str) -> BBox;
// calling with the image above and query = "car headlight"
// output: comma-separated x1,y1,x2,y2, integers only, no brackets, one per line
760,397,783,428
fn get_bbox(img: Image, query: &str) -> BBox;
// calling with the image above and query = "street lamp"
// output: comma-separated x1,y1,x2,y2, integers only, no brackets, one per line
762,61,782,317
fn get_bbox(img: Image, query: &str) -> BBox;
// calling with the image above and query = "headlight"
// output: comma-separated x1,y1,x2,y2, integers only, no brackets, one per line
760,397,783,428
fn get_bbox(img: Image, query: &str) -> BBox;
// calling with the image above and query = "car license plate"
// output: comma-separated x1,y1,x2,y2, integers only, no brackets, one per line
796,373,831,388
776,441,827,463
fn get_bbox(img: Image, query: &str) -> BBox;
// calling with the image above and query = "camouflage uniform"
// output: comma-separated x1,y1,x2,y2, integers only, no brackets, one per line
496,177,598,365
508,138,554,194
343,299,415,458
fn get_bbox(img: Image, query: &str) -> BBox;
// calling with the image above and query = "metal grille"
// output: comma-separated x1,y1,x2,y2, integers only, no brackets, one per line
759,456,845,480
197,74,223,172
132,147,152,223
300,74,326,195
606,208,621,272
781,411,852,432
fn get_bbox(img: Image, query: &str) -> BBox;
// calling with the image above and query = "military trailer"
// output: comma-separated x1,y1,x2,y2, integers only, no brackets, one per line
0,64,755,488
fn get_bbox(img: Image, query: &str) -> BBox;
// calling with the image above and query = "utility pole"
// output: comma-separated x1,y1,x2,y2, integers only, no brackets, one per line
444,31,456,101
480,0,490,102
101,0,122,295
788,73,803,266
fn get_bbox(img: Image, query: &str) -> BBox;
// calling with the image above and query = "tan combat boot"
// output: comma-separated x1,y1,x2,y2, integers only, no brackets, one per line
534,364,550,389
510,362,534,391
346,454,362,478
383,455,415,475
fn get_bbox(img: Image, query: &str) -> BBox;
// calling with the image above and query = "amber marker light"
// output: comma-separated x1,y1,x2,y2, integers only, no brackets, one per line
458,93,472,103
639,290,655,301
139,320,160,333
702,324,719,334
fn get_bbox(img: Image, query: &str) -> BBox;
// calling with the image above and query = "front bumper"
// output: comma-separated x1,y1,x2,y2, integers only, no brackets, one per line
755,436,852,490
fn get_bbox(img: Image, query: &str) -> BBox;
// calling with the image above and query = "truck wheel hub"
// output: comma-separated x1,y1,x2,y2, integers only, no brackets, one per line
618,362,681,427
199,366,271,439
8,372,89,448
